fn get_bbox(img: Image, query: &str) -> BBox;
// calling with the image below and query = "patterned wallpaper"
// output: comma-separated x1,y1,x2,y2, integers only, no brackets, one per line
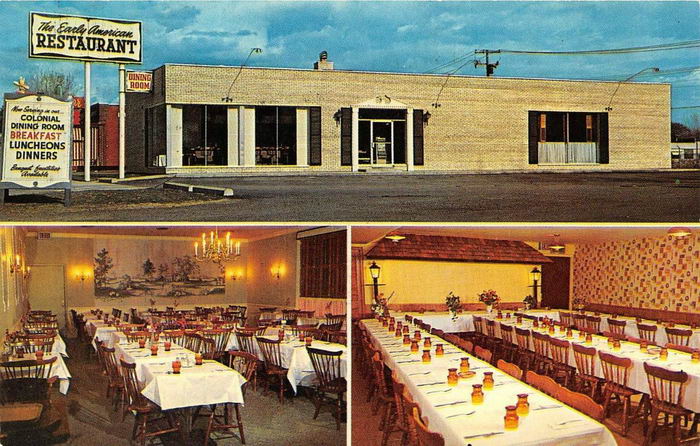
572,233,700,312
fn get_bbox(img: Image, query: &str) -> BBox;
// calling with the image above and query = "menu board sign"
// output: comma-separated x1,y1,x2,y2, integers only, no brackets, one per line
1,94,73,189
29,12,142,64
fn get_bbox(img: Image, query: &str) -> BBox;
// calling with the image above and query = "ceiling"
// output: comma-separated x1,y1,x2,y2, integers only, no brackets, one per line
351,225,698,246
23,225,313,242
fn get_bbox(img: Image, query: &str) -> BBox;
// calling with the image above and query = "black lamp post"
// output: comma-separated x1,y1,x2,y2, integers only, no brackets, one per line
529,267,542,308
369,261,381,301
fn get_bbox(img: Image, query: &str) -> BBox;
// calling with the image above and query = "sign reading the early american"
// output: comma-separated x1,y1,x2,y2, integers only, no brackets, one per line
1,94,73,189
126,70,153,92
29,12,142,64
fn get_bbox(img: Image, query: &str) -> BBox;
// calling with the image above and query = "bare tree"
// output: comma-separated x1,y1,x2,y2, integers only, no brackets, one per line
684,113,700,139
28,70,76,100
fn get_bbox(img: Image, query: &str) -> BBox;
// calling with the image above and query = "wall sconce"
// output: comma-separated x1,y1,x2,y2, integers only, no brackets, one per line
422,110,431,125
23,266,31,279
271,264,283,280
228,269,243,281
75,268,91,282
9,255,21,274
333,110,342,126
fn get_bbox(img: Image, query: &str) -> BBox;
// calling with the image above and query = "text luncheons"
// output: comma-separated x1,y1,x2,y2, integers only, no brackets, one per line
9,141,66,151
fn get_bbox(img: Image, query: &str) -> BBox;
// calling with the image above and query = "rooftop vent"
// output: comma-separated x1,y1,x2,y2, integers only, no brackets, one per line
313,51,333,71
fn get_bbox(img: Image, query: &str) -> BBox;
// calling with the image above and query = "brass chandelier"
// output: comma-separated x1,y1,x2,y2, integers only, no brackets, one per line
194,229,241,263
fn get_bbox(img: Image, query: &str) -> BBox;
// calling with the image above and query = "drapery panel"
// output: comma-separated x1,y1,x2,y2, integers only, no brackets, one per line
299,230,347,299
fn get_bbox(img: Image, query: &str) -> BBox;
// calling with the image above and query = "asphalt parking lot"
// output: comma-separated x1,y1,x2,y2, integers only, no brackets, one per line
0,171,698,222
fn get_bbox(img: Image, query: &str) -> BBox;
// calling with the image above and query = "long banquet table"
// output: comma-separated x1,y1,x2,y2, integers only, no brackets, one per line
571,311,700,350
483,314,700,413
361,318,616,446
398,310,561,334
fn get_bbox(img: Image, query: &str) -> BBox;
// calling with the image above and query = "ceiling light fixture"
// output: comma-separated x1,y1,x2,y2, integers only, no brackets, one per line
194,229,241,263
385,235,406,243
667,227,692,238
548,234,565,252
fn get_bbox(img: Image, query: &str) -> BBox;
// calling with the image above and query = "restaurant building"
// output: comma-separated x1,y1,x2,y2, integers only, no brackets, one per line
125,53,670,175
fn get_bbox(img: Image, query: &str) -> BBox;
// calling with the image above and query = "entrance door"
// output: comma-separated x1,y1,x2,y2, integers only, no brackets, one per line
27,265,67,329
359,120,396,165
372,121,393,164
541,257,570,310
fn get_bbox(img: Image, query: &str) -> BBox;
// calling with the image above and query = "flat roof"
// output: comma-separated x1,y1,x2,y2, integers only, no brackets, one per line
160,63,670,86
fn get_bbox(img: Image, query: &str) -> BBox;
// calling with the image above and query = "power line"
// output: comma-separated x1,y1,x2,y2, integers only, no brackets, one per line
424,51,476,74
499,39,700,56
432,53,477,108
672,105,700,110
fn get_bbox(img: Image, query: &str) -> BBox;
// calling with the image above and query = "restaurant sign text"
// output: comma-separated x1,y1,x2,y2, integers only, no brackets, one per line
29,12,142,64
126,70,153,92
1,94,73,188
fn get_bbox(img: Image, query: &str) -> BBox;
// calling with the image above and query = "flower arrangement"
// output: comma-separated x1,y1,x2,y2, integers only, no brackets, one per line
478,290,500,308
445,292,461,321
572,297,586,311
523,295,536,310
370,291,394,317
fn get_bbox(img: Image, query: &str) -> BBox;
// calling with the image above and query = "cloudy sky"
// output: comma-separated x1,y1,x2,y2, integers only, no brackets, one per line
1,1,698,123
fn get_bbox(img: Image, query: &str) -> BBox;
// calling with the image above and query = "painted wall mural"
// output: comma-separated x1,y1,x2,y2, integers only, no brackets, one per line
572,233,700,312
94,239,225,300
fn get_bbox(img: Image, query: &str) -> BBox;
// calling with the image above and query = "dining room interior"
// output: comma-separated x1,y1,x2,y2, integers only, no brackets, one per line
351,224,700,446
0,224,348,445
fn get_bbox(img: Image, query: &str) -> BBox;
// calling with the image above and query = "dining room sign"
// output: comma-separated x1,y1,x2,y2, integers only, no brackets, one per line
28,12,142,64
0,93,73,204
125,70,152,92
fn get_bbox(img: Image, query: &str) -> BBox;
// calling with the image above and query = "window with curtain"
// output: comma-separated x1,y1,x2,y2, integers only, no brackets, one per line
529,111,608,164
299,230,347,299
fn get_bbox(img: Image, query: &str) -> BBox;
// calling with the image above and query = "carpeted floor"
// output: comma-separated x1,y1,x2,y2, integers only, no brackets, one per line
20,335,346,446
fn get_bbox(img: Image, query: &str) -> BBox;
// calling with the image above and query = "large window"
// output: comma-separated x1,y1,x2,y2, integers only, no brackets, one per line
299,230,347,299
529,111,608,164
181,105,228,166
255,106,297,165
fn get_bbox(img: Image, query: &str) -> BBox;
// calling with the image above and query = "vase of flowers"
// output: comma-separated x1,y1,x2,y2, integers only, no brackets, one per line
478,290,500,314
572,297,586,311
523,295,536,311
445,292,461,321
371,292,394,317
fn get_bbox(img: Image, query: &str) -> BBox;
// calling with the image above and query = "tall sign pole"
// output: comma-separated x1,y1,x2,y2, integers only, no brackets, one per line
84,61,91,182
28,12,143,184
119,64,126,179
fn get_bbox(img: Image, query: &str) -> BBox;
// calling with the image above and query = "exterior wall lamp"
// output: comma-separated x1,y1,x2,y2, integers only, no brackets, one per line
423,110,431,125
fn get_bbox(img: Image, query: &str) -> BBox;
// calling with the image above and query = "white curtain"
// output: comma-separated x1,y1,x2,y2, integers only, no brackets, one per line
538,142,567,163
568,142,598,163
538,142,598,164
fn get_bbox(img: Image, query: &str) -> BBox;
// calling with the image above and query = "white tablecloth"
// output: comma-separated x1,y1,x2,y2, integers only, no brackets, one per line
361,318,616,446
574,312,700,349
114,341,246,411
398,310,561,333
1,352,72,395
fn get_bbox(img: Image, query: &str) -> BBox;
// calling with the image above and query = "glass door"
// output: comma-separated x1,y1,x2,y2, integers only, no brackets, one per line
372,121,393,164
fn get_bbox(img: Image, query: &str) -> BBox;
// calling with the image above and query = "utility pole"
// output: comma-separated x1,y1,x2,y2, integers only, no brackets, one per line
474,49,501,76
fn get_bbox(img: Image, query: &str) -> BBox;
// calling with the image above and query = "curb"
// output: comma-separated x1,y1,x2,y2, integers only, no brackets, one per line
163,181,234,197
98,174,171,184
